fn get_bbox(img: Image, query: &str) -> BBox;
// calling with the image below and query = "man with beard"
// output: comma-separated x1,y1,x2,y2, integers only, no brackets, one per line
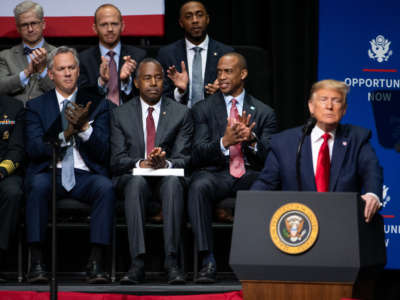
110,58,192,284
0,1,55,104
79,4,146,105
157,1,234,107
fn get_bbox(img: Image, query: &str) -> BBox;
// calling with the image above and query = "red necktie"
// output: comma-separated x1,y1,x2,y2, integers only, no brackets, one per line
229,99,245,178
146,107,156,157
107,51,119,106
315,133,331,192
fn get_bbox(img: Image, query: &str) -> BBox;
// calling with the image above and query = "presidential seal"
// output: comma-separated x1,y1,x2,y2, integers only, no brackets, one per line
269,202,318,254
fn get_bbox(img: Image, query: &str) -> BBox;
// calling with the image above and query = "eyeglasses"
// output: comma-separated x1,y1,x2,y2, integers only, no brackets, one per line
19,20,42,30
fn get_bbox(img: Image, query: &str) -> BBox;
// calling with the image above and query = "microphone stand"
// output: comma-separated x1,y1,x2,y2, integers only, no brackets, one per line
296,118,316,191
49,140,60,300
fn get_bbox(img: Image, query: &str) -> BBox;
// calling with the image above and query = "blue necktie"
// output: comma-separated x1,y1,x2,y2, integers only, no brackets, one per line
61,99,75,191
23,47,33,55
191,47,203,106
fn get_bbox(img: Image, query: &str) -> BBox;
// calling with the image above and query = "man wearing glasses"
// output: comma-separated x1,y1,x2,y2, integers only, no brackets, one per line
0,1,55,105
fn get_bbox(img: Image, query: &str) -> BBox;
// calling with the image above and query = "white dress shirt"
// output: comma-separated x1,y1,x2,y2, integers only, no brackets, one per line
174,35,209,107
310,124,379,201
310,125,335,175
135,98,172,168
56,89,92,171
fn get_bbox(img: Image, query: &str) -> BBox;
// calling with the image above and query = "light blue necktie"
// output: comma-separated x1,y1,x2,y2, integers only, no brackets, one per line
61,99,75,191
191,47,203,106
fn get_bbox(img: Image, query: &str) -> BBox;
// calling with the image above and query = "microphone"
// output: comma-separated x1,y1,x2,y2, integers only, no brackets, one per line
296,117,316,190
302,117,316,135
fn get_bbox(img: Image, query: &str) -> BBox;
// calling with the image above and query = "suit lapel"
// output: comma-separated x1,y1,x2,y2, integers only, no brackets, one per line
15,44,28,69
205,39,219,85
155,98,168,146
329,125,349,191
243,93,257,125
302,134,317,190
119,44,127,73
214,93,228,137
130,98,145,155
177,40,189,74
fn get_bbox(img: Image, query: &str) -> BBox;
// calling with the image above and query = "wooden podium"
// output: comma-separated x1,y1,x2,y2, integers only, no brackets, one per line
229,191,386,300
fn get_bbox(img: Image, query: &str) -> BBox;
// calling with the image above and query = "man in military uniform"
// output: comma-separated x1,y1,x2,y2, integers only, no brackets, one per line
0,95,25,282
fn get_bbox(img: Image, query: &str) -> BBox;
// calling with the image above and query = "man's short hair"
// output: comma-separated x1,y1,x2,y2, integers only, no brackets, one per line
179,1,208,18
14,1,43,22
47,46,80,70
221,52,248,70
135,58,164,78
94,4,122,24
310,79,350,103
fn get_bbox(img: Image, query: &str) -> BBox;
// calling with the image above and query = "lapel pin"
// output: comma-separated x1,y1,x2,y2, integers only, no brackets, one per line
342,141,348,146
163,111,166,116
213,52,218,56
3,115,8,119
250,106,255,110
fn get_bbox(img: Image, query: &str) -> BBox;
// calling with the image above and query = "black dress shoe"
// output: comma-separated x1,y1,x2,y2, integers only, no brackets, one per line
86,260,110,284
167,266,186,285
120,266,145,285
195,262,217,284
26,262,48,284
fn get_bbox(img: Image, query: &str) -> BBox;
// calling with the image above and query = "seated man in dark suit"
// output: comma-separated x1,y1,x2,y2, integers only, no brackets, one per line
0,96,25,283
110,58,193,285
78,4,146,105
189,52,277,283
157,1,234,107
111,58,193,284
25,46,115,284
251,79,385,300
0,1,55,104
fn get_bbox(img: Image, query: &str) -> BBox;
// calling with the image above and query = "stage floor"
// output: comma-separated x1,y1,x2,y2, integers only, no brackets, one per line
0,272,241,295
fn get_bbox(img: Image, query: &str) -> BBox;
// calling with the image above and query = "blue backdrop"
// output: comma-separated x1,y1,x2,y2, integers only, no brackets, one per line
318,0,400,268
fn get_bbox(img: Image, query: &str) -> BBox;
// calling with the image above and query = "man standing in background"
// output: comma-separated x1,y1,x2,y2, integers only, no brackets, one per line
157,1,234,107
79,4,146,105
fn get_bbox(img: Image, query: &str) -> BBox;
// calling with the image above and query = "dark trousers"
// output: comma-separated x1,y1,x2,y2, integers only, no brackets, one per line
116,174,185,260
188,169,259,253
25,169,115,245
0,175,23,250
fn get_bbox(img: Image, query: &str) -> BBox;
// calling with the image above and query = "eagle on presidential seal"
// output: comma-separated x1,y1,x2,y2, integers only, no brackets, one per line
368,35,393,63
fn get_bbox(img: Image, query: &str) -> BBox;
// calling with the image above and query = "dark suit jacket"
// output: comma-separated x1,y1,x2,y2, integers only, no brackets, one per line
25,87,112,180
191,91,277,171
78,44,146,103
110,96,193,177
0,42,55,104
0,95,25,177
157,38,234,103
251,124,383,196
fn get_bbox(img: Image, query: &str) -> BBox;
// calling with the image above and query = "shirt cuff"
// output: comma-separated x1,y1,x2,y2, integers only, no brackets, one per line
58,132,72,147
365,192,380,202
248,142,258,152
220,138,230,156
39,68,48,78
97,77,107,92
77,125,93,142
174,87,185,102
19,71,29,87
121,76,132,95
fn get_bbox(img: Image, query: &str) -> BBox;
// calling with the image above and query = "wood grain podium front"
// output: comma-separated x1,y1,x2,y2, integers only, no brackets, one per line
229,191,386,300
241,280,353,300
